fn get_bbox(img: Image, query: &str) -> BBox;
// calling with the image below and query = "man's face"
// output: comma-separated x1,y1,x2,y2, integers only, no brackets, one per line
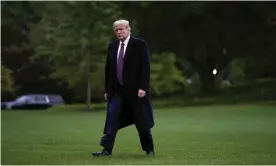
114,24,130,41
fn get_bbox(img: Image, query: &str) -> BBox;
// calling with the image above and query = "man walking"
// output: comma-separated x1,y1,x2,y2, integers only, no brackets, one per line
92,20,155,157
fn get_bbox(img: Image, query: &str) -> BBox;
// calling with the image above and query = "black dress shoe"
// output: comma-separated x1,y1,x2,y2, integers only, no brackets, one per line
92,149,111,157
146,150,155,156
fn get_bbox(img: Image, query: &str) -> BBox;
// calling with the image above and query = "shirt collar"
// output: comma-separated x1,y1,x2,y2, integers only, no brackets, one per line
120,35,130,46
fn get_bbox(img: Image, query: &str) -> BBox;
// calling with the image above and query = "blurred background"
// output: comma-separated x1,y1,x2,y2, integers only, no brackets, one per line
1,1,276,109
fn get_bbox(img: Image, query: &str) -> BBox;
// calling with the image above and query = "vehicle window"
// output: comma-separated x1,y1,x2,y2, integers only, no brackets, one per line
16,96,29,102
35,96,47,101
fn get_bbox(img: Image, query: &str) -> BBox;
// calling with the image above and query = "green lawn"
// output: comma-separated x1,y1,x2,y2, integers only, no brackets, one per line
1,104,276,164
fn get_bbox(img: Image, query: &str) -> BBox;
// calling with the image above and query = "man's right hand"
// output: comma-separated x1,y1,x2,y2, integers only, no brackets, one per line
104,93,108,101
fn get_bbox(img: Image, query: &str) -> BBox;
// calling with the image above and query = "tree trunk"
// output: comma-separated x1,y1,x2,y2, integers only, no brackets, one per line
86,73,92,110
198,66,216,94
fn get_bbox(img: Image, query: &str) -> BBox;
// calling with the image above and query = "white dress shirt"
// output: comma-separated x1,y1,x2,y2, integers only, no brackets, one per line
117,35,130,63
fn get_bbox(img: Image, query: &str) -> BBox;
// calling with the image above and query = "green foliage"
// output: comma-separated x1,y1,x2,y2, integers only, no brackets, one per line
1,1,37,53
2,1,276,103
29,2,122,102
1,1,37,26
228,58,246,84
150,52,185,96
183,73,202,96
124,2,276,92
1,65,15,93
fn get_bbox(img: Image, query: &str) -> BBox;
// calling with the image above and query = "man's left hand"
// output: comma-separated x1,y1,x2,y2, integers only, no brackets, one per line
138,89,146,98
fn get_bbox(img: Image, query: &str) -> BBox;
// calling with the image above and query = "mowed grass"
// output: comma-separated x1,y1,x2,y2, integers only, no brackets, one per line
1,104,276,164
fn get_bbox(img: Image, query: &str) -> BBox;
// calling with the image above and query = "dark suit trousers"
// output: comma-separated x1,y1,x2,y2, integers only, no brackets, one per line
100,83,154,153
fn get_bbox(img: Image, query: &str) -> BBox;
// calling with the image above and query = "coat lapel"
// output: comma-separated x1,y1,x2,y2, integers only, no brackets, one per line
123,36,133,64
113,40,120,67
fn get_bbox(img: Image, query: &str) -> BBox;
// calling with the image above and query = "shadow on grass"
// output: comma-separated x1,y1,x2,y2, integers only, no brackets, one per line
111,153,158,159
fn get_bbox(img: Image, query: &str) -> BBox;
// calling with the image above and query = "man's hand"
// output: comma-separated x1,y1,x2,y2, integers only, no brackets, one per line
104,93,108,101
138,89,146,98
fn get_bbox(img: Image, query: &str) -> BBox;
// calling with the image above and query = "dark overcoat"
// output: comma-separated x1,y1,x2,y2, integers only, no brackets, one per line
103,36,154,133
